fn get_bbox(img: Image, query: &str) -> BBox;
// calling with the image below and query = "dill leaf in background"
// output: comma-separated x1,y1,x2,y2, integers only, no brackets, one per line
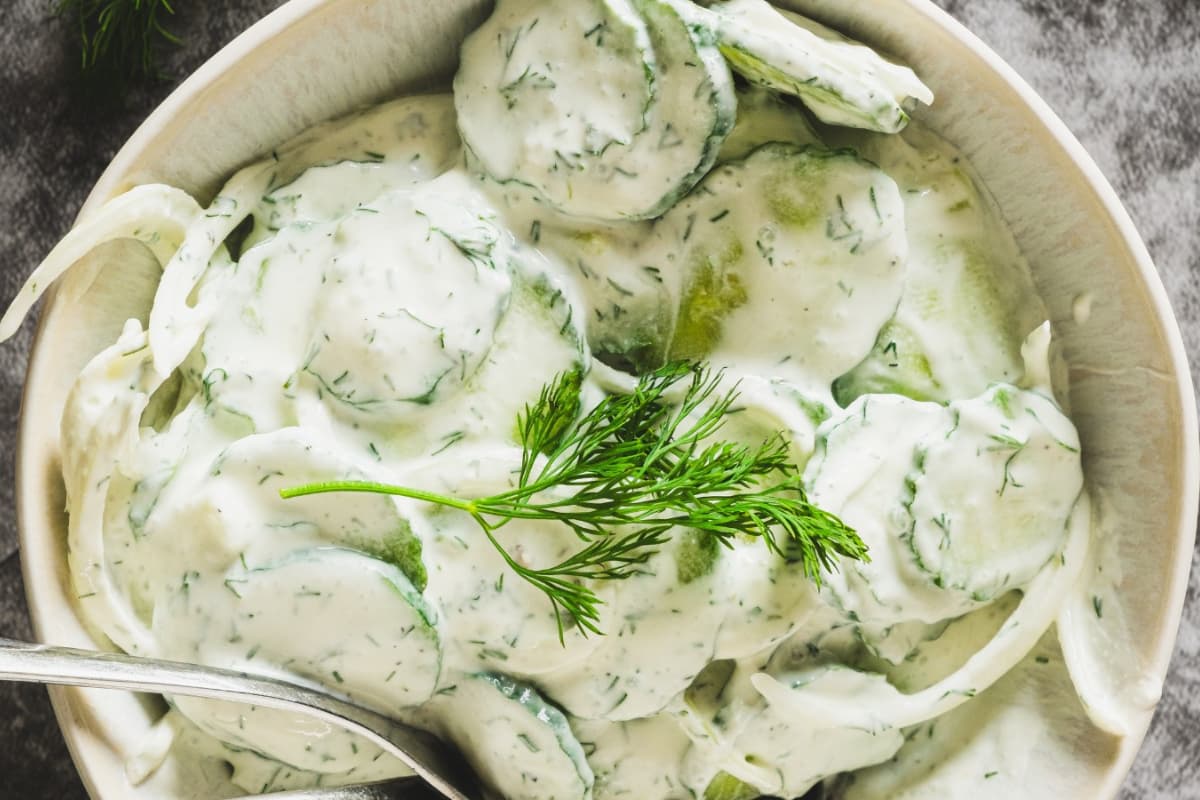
54,0,181,85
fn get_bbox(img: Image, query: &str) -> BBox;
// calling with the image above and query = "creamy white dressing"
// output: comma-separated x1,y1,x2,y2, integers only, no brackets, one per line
828,123,1049,406
2,3,1124,799
705,0,933,134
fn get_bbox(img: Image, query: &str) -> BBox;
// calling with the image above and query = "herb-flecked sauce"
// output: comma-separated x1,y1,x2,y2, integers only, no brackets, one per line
1,2,1133,798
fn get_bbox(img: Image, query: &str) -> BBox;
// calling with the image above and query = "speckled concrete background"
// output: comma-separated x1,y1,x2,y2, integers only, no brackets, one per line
0,0,1196,797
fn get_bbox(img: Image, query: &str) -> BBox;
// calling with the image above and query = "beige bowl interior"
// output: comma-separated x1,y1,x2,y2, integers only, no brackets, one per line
17,0,1197,797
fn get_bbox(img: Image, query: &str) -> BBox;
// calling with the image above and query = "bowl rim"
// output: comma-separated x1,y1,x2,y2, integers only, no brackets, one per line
17,2,329,796
890,7,1198,797
16,0,1198,797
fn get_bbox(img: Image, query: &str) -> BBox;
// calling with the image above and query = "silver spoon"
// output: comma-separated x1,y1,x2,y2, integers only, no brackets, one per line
0,637,480,800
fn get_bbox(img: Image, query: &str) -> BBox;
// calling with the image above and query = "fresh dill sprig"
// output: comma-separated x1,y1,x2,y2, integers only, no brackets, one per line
56,0,181,82
281,362,867,640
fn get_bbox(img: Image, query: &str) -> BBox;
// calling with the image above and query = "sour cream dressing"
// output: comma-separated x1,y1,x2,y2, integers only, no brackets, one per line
0,6,1120,800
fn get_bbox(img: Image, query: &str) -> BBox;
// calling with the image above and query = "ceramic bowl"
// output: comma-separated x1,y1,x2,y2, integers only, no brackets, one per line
16,0,1197,797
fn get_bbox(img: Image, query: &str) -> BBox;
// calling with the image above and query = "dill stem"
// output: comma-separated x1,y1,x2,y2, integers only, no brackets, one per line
279,478,567,522
279,480,479,515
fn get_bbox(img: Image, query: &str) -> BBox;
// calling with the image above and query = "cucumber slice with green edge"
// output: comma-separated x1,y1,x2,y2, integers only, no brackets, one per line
535,532,727,721
905,384,1084,600
193,427,430,591
153,548,440,772
203,547,439,707
607,0,737,218
537,222,676,375
833,320,941,405
718,83,823,163
435,672,594,800
832,125,1045,406
705,0,933,133
804,394,969,627
299,186,513,425
661,142,907,390
455,0,656,214
455,0,737,220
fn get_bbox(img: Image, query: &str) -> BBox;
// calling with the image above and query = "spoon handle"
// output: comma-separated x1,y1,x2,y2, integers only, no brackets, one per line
0,636,305,698
0,638,478,800
253,779,448,799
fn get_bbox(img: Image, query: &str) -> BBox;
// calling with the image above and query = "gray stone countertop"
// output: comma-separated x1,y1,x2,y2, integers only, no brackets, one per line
0,0,1196,797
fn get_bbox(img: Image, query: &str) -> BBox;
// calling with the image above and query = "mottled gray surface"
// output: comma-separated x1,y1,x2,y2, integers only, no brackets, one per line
0,0,1196,797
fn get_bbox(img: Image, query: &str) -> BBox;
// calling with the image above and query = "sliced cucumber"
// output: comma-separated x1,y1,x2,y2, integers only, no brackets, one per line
176,547,438,705
250,94,460,239
832,125,1046,406
433,672,594,800
455,0,656,213
705,0,933,133
711,535,822,660
705,375,830,658
217,729,402,795
717,83,822,163
539,220,680,374
676,528,720,584
190,176,517,434
535,216,685,377
454,0,736,220
679,664,905,799
904,384,1084,601
833,318,941,405
166,427,428,589
153,547,440,772
571,714,692,800
704,771,763,800
169,694,381,775
417,458,606,677
536,531,725,720
606,0,737,217
264,94,459,191
452,257,588,449
299,183,513,424
668,227,749,361
803,394,969,627
660,143,907,391
336,238,588,462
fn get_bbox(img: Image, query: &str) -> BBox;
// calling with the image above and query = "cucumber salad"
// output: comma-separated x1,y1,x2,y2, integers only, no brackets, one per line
2,1,1141,798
